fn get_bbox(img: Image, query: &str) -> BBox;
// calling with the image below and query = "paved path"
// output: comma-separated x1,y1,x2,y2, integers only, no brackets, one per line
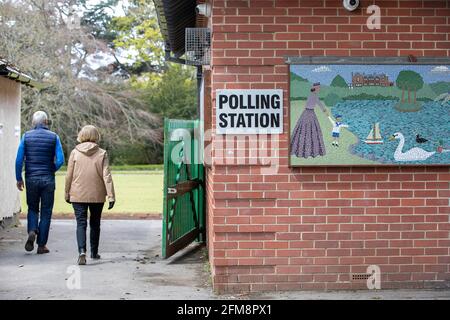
0,219,214,300
1,220,449,300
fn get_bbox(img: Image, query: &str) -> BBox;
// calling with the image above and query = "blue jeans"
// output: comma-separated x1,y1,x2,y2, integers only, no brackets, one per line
72,203,104,254
25,175,55,247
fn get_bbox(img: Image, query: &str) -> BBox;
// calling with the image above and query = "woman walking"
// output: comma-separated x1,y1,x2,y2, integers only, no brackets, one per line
290,82,329,158
65,125,115,265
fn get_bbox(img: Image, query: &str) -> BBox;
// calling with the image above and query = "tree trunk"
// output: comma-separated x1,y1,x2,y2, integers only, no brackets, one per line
408,89,411,103
414,90,417,104
401,89,405,103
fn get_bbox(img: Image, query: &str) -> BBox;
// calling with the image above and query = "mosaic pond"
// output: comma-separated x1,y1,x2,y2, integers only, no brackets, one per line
332,100,450,165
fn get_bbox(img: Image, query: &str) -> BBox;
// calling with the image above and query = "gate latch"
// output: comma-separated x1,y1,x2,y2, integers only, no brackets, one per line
167,179,202,199
167,187,177,194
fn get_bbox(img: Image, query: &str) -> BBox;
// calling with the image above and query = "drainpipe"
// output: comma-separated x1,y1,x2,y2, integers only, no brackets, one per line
196,66,202,117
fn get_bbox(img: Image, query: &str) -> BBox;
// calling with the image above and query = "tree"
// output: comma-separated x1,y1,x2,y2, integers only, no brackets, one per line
0,0,161,158
133,63,197,119
78,0,120,42
324,93,341,107
111,1,198,119
396,70,424,103
330,75,348,88
109,0,165,75
409,71,424,103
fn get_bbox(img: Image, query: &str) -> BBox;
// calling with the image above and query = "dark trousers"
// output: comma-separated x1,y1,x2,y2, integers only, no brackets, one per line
26,175,55,247
72,203,104,254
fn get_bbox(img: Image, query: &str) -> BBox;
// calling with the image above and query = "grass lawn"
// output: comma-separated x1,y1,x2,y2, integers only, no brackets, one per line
20,170,163,216
290,100,378,166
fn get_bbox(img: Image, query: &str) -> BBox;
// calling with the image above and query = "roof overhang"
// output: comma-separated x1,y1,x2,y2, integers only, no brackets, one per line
0,58,49,90
153,0,197,58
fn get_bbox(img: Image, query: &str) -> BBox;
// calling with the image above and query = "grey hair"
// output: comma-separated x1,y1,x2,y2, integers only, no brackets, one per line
32,111,48,127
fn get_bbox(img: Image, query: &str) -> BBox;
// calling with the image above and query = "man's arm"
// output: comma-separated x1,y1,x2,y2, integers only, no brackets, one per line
55,136,65,171
327,116,336,125
15,135,25,182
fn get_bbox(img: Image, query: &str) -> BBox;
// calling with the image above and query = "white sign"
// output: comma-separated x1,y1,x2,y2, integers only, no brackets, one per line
216,89,283,134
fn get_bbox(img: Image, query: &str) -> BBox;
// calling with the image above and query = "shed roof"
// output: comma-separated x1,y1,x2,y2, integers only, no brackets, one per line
0,58,48,90
153,0,197,57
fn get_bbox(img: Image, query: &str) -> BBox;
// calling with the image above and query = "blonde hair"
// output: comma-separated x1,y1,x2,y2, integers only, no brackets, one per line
77,125,101,143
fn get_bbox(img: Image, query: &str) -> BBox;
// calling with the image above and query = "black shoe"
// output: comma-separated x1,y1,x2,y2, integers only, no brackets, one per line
91,253,101,260
25,231,36,252
37,246,50,254
78,252,87,265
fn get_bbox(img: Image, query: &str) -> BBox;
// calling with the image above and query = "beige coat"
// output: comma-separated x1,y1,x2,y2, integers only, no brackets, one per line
65,142,115,203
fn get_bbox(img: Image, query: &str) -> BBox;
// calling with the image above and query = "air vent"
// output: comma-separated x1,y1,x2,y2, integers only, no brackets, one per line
352,273,371,281
185,28,211,65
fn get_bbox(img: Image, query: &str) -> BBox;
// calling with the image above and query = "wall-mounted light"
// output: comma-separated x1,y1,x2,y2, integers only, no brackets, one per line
196,4,211,17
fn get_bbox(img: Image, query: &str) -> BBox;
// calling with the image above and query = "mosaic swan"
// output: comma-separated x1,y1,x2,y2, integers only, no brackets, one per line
389,132,437,162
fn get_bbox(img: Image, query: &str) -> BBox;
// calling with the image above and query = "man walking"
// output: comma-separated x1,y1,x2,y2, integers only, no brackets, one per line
15,111,65,254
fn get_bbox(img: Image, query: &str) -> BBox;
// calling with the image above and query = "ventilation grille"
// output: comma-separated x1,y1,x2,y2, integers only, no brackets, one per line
185,28,211,65
352,273,371,281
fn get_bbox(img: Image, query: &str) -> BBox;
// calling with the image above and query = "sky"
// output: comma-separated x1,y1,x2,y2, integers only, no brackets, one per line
291,64,450,85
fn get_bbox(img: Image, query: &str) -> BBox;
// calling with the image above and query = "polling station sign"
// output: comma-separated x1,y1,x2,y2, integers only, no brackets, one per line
216,89,283,134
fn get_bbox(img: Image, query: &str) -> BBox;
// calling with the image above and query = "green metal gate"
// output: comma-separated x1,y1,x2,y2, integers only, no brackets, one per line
162,119,205,258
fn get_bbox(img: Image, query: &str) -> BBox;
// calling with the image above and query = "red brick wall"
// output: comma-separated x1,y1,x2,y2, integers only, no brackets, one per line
206,0,450,293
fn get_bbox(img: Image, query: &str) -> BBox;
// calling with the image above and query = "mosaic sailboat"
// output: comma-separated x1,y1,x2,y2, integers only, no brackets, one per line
364,122,384,144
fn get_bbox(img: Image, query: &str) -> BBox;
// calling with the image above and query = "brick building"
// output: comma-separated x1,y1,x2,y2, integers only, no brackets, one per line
156,0,450,293
351,72,392,87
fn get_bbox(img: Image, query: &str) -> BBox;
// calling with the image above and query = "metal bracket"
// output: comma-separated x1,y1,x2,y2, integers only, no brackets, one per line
167,179,202,200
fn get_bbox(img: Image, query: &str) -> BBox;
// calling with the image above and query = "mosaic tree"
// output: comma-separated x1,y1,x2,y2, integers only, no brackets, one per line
396,70,424,104
330,75,348,88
